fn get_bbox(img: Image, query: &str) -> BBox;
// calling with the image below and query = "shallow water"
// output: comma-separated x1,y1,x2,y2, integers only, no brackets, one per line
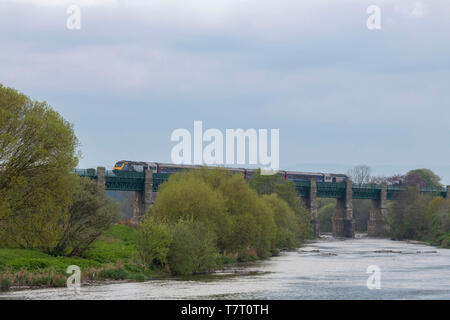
1,234,449,300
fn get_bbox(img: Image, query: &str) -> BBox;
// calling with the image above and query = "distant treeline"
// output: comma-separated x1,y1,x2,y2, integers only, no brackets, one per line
318,165,450,247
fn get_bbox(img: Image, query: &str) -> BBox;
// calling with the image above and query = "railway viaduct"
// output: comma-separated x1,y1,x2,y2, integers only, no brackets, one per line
75,167,450,238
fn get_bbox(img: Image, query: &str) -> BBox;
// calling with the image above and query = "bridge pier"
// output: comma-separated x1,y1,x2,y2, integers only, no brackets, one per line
132,191,143,221
333,179,355,238
368,182,389,237
303,178,320,236
132,169,154,221
96,167,106,189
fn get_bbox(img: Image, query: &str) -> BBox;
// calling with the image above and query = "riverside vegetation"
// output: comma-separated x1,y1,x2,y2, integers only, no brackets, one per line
0,84,311,291
1,84,448,292
317,166,450,248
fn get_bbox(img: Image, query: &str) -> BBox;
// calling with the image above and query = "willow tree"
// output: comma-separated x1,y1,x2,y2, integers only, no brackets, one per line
0,84,79,250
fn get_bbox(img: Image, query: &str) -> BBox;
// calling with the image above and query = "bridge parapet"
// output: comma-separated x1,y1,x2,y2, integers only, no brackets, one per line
317,182,346,198
104,170,144,191
352,184,381,200
73,168,97,178
152,173,170,192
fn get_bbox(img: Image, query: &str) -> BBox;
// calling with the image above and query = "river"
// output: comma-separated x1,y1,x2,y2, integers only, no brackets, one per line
1,234,449,300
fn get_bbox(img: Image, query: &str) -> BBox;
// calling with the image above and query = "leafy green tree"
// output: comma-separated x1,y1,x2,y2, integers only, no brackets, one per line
150,170,230,249
388,187,432,240
151,168,280,258
262,194,299,248
248,170,285,195
0,84,79,250
52,177,120,256
216,172,276,257
426,197,450,244
168,220,219,275
250,170,312,239
404,169,441,188
137,216,172,268
318,202,334,233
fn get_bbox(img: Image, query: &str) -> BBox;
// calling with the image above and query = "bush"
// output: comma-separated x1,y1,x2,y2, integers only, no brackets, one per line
388,187,432,240
134,273,145,282
1,278,11,291
137,217,172,268
151,170,229,248
262,194,299,249
99,268,129,280
51,177,121,257
168,220,219,276
150,167,307,262
151,168,276,258
319,203,335,233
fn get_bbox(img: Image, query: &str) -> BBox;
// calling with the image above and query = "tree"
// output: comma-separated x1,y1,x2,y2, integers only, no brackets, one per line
250,170,311,239
347,165,371,184
318,202,334,233
346,165,373,232
248,170,285,195
404,169,441,188
150,168,280,259
0,84,79,250
168,220,219,275
137,216,172,268
388,187,432,240
150,169,230,249
52,177,120,256
426,197,450,244
262,194,299,248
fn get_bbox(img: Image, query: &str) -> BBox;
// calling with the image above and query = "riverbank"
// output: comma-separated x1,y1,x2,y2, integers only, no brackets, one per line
3,224,446,294
0,224,280,292
0,224,161,292
1,237,449,300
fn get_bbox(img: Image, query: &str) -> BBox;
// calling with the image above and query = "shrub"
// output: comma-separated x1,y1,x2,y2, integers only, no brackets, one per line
388,187,432,240
150,167,305,261
168,220,219,276
262,194,299,249
134,273,145,282
1,278,11,291
137,217,172,268
99,268,129,280
51,177,121,257
318,203,335,233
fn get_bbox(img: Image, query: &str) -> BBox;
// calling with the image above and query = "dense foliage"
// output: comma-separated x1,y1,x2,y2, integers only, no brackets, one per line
388,187,450,247
0,84,79,250
51,177,121,256
0,85,118,256
137,168,310,275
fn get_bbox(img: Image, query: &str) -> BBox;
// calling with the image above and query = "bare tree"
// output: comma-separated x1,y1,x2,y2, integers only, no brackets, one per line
347,165,372,184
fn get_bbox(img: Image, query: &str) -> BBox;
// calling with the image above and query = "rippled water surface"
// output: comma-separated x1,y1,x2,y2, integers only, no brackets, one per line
1,235,449,300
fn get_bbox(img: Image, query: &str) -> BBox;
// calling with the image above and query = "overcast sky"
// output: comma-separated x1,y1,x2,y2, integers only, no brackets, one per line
1,0,449,183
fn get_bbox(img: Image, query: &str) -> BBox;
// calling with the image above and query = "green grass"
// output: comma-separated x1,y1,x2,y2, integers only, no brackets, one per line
0,248,101,272
0,224,146,290
82,224,138,263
